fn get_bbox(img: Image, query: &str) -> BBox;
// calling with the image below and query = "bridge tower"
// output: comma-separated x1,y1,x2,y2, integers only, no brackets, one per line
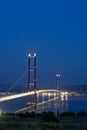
56,74,61,90
27,53,37,110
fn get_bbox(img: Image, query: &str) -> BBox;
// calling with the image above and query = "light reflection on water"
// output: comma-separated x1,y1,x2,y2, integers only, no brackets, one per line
0,95,87,114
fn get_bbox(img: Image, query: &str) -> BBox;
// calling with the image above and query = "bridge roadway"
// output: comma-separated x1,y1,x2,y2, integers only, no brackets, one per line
0,89,61,102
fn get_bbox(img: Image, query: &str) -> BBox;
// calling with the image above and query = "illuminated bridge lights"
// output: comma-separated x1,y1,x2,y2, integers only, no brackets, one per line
0,89,62,102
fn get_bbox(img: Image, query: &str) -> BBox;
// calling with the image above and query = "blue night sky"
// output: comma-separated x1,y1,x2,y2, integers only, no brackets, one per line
0,0,87,88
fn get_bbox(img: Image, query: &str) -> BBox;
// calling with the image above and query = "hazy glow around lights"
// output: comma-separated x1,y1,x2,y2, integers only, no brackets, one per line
34,53,36,57
28,53,31,57
56,74,61,77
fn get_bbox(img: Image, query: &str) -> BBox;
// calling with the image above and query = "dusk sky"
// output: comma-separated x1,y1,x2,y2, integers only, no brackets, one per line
0,0,87,88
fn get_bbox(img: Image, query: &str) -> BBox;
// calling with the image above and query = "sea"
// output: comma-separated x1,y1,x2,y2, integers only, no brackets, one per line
0,95,87,114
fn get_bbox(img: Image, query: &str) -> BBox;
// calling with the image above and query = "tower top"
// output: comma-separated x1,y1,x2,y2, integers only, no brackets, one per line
28,53,37,58
56,74,61,77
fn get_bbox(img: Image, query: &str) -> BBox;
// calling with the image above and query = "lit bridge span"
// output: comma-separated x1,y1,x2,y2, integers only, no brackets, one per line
0,54,84,113
0,89,68,102
0,54,69,112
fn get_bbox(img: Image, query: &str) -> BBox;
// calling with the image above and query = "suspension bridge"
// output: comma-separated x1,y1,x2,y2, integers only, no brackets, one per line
0,53,71,113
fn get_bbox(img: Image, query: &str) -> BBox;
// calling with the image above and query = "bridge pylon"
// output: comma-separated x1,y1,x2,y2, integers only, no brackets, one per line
56,74,61,90
27,53,37,110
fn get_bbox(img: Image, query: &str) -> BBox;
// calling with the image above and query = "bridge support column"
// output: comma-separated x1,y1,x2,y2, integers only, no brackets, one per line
54,92,56,98
48,93,51,100
37,93,39,104
42,93,45,102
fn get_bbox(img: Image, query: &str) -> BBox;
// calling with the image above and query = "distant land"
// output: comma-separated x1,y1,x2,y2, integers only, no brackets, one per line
61,84,87,93
0,84,87,93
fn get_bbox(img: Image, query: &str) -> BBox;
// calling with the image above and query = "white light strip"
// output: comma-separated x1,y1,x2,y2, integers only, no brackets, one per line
0,89,62,102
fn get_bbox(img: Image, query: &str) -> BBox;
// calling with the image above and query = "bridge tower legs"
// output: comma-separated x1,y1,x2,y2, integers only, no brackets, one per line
34,53,37,110
27,53,37,111
56,74,61,90
27,54,31,105
56,74,61,96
